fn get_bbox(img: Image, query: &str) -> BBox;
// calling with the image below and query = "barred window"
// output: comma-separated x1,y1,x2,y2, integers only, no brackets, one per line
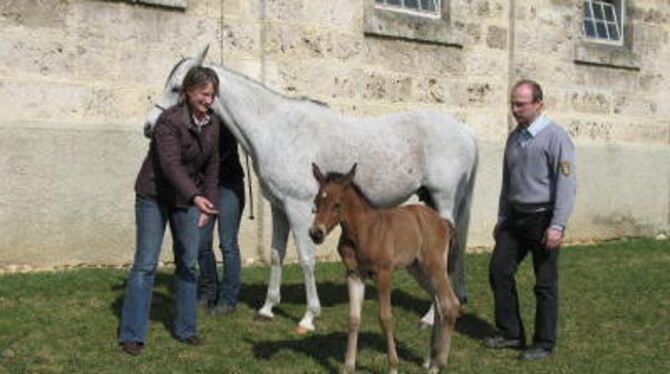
375,0,440,17
582,0,623,43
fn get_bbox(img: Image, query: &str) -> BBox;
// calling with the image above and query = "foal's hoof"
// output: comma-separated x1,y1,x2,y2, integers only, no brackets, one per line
294,325,314,335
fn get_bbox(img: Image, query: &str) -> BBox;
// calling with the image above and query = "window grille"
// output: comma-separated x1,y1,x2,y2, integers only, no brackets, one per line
582,0,623,43
375,0,440,16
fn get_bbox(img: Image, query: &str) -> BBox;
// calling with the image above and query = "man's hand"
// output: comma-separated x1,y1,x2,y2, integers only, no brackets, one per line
543,228,563,250
193,195,218,215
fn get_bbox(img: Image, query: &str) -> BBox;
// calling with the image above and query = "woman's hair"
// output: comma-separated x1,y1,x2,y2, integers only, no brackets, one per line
182,66,219,97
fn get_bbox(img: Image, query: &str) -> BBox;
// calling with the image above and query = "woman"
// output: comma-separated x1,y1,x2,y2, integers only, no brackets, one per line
197,120,245,316
119,66,221,355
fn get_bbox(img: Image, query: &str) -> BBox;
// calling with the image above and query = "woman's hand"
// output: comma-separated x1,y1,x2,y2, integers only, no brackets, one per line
193,195,218,215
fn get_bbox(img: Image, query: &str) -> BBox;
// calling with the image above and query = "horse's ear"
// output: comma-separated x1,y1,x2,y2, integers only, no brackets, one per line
343,163,357,186
194,45,209,66
312,163,325,185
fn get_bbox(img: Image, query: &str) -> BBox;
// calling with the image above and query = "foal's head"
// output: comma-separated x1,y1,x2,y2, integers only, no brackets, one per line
309,163,357,244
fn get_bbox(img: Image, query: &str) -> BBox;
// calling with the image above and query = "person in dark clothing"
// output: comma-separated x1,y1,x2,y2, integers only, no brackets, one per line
485,80,576,361
197,121,246,316
119,66,221,355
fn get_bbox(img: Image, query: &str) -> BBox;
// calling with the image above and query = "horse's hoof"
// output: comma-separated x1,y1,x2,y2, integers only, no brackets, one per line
418,321,433,330
255,312,274,321
294,325,314,335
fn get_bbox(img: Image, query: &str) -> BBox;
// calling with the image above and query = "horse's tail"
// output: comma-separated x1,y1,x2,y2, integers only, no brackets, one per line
449,140,479,303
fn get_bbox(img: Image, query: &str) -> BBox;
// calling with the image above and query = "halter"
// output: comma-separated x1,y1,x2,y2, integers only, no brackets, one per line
147,96,166,111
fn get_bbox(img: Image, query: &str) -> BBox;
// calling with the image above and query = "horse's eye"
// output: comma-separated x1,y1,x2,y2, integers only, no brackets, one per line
334,203,341,210
171,86,180,93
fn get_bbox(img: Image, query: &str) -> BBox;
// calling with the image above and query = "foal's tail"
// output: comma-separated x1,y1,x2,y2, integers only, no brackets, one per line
445,220,457,276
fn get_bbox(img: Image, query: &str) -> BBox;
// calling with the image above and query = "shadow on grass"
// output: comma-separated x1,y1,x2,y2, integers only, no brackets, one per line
239,280,495,341
246,331,423,374
110,273,177,339
110,275,494,344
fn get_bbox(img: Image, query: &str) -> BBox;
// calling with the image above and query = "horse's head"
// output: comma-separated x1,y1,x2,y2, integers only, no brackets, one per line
143,46,211,137
309,163,357,245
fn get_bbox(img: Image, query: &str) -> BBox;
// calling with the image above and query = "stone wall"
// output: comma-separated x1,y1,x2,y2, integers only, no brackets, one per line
0,0,668,270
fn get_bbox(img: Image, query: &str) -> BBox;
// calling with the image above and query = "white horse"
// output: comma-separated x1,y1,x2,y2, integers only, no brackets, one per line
144,47,478,333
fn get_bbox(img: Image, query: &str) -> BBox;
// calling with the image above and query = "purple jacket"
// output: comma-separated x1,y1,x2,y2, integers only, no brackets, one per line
135,103,220,208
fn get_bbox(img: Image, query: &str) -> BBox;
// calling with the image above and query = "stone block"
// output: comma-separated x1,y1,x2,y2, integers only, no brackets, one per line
486,25,507,49
559,90,612,115
613,93,658,117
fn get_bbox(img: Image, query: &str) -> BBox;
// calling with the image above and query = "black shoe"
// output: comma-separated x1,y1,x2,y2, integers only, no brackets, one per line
121,341,144,355
178,335,204,346
198,298,216,310
208,304,236,316
484,335,524,349
518,346,552,360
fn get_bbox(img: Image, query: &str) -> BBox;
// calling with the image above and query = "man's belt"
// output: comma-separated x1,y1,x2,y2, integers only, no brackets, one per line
511,202,552,213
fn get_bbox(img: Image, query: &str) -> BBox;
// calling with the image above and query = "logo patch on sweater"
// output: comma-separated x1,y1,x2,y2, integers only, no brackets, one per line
560,161,571,176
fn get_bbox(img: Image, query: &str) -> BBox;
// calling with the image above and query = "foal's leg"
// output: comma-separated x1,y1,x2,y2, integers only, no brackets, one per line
429,271,459,372
376,269,399,374
407,262,439,369
419,189,459,328
344,271,365,374
259,206,290,319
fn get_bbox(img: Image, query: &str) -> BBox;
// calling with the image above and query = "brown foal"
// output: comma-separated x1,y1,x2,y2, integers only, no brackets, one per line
309,163,459,374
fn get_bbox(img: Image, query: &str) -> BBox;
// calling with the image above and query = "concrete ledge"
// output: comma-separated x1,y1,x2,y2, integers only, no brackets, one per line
110,0,188,10
574,41,640,71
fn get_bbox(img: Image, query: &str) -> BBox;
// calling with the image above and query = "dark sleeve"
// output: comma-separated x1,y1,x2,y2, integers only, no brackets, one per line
154,116,201,203
497,138,512,223
201,125,220,205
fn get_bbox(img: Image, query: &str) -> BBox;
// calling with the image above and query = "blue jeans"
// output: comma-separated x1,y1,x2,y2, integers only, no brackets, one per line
119,196,200,343
198,182,245,307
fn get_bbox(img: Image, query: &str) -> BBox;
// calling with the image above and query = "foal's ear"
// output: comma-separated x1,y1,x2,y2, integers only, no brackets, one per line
312,163,325,185
343,163,357,186
194,45,209,66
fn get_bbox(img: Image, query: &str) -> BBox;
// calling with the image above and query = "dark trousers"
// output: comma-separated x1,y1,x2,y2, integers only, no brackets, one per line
488,210,559,350
197,180,245,306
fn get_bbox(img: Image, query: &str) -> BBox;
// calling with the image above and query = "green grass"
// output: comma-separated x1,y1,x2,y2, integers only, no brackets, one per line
1,238,668,373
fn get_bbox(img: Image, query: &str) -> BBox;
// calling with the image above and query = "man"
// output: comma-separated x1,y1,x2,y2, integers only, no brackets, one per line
485,80,576,360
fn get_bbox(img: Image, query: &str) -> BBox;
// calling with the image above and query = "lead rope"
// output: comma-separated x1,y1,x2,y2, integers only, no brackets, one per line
220,0,254,220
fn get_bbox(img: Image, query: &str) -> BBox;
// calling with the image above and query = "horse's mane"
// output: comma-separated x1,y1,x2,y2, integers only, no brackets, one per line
208,63,330,108
165,57,188,89
323,172,377,208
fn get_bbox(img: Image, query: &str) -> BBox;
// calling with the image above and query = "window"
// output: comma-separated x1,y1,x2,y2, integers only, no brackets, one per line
375,0,440,18
582,0,623,44
364,0,462,47
574,0,638,70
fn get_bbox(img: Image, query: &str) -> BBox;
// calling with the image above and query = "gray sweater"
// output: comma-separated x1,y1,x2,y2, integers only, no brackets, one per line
498,116,576,229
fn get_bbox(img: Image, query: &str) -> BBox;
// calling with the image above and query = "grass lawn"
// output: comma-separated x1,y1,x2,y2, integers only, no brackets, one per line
0,238,668,373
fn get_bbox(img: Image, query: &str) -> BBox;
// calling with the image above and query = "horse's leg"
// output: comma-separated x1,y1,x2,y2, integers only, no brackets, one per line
375,269,399,374
258,206,290,319
285,201,321,333
343,271,365,374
